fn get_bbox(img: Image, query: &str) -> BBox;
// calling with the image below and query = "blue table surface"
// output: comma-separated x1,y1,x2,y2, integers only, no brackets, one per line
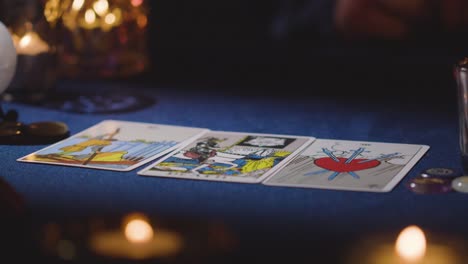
1,79,467,261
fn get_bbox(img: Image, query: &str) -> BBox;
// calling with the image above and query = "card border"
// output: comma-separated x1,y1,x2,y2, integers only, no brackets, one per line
261,139,430,193
137,130,316,183
17,120,209,172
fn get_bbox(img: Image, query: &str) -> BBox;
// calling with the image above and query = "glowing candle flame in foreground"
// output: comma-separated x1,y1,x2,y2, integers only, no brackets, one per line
395,225,426,262
90,213,183,259
124,218,154,243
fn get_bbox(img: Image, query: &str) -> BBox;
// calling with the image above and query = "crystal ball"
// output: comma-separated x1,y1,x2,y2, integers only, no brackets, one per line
0,21,17,95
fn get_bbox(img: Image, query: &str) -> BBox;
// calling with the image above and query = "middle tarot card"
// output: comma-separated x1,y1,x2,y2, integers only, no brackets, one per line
138,131,315,183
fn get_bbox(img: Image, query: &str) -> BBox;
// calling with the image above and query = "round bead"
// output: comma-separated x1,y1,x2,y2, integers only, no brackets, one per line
406,176,453,194
451,176,468,193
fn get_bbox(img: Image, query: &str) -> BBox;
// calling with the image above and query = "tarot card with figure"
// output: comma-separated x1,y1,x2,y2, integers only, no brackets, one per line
138,131,315,183
17,120,208,171
262,139,429,192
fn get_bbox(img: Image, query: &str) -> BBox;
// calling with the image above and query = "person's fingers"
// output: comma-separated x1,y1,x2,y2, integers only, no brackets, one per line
334,0,409,40
441,0,464,31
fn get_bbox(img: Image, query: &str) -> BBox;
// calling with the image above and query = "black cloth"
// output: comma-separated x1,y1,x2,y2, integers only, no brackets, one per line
147,1,466,80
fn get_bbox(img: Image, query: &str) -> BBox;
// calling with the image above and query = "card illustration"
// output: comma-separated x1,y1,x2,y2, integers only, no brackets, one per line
18,120,208,171
263,139,429,192
237,136,295,148
138,131,315,183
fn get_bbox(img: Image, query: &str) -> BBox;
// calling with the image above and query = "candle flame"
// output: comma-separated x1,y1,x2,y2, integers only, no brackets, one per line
395,225,426,262
104,13,116,25
72,0,85,11
13,31,50,55
93,0,109,16
85,9,96,24
124,218,154,243
19,33,32,48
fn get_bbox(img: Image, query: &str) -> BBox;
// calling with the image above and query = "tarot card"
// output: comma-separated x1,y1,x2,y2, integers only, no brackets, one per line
138,131,315,183
17,120,208,171
262,139,429,192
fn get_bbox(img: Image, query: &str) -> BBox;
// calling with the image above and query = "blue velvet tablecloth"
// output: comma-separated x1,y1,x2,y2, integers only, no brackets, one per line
1,79,466,262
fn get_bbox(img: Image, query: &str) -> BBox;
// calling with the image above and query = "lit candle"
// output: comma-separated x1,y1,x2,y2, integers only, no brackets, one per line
395,225,427,262
72,0,85,11
12,31,50,56
52,0,150,78
101,8,122,31
5,22,55,100
78,8,100,30
93,0,109,17
89,213,183,260
346,225,465,264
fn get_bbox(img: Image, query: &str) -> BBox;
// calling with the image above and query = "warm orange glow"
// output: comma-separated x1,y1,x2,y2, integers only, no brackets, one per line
14,32,50,55
44,0,61,23
124,218,154,243
395,225,426,262
93,0,109,16
72,0,85,11
104,13,116,25
137,15,147,28
131,0,144,7
19,34,32,48
85,9,96,24
90,214,183,259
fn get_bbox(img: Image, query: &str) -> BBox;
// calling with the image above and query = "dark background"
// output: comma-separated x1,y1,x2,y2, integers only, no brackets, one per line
1,0,466,102
144,0,468,105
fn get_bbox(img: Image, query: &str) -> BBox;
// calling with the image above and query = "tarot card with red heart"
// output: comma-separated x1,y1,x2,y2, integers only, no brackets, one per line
262,139,429,192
